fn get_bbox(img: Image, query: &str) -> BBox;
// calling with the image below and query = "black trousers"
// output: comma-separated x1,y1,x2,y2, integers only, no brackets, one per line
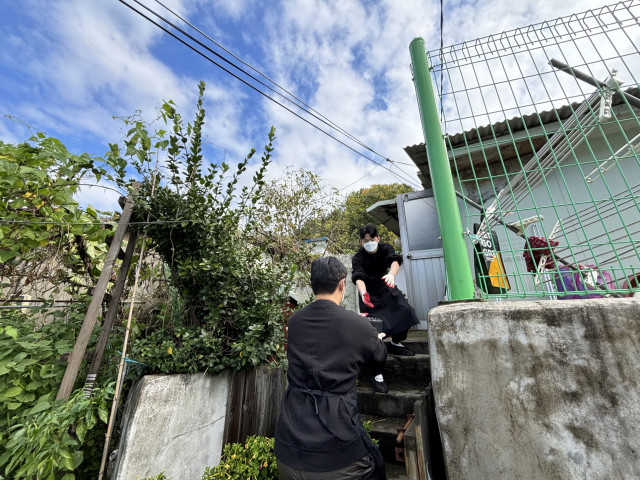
390,329,408,343
277,454,375,479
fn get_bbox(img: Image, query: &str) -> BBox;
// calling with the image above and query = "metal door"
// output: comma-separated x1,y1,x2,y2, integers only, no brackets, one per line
396,190,446,327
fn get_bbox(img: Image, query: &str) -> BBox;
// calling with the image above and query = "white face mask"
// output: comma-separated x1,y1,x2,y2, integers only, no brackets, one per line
363,241,378,253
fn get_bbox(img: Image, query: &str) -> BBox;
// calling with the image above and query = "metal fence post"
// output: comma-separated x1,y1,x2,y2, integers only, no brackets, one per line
410,37,475,300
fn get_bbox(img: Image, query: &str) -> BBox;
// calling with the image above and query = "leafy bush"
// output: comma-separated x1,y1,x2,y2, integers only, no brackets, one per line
0,136,125,300
1,384,113,480
202,436,277,480
119,82,293,373
0,306,118,479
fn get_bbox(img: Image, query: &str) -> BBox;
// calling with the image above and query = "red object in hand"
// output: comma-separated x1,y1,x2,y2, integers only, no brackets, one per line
362,291,374,308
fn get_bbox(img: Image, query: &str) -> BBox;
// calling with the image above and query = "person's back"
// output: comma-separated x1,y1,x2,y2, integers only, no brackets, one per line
274,256,387,479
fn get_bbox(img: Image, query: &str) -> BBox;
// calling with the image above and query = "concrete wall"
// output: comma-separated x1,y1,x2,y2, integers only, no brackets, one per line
113,372,230,480
112,365,287,480
428,298,640,480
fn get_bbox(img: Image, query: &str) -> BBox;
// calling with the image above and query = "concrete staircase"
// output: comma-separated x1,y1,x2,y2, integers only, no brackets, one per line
358,329,431,479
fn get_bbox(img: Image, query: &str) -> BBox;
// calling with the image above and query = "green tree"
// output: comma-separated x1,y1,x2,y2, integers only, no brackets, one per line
305,183,414,253
253,166,339,264
123,81,293,372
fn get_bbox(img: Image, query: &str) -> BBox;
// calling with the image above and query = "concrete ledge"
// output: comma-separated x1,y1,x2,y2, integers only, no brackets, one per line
113,372,230,480
428,298,640,480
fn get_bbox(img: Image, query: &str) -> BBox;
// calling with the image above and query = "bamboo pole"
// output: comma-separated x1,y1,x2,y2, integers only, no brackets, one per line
97,232,148,480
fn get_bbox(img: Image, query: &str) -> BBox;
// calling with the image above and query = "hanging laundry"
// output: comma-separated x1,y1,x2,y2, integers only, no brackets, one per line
554,265,614,299
523,236,559,273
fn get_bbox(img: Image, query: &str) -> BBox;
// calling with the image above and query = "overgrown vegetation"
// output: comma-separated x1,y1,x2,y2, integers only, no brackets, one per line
0,131,128,478
0,80,407,477
0,306,115,479
204,435,277,479
0,136,125,301
100,81,295,373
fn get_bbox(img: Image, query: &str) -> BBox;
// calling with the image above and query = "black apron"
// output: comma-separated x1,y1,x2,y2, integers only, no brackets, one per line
292,386,386,479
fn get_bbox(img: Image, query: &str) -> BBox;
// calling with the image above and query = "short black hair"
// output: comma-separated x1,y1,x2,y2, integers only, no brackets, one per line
310,256,347,295
358,224,378,240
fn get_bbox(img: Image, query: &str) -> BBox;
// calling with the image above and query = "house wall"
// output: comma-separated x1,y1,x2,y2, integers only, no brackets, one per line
429,298,640,480
456,111,640,298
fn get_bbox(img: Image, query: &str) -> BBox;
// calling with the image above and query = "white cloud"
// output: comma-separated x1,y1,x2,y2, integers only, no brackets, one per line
255,0,434,192
75,181,125,213
2,0,629,204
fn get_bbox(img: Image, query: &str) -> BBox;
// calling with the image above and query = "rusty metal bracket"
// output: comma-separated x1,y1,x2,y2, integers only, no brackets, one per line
395,414,415,462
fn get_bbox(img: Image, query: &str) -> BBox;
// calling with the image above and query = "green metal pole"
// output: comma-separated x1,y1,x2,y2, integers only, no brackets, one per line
409,37,475,300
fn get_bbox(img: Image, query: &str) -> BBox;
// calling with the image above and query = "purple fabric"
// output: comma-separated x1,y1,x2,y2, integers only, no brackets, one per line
554,265,613,299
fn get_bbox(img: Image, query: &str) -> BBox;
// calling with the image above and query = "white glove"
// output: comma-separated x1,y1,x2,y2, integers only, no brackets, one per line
381,273,395,288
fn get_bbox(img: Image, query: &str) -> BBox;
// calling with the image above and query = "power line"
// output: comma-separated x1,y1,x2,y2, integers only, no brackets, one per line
152,0,374,156
125,0,386,162
117,0,421,190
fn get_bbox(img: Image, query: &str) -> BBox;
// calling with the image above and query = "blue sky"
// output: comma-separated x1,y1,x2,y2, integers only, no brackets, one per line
0,0,609,211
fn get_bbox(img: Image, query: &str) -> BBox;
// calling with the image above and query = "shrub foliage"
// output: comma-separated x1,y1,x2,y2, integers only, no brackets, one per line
124,82,293,373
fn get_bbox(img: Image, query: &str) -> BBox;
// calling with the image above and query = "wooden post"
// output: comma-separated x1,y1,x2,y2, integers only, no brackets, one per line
56,188,137,400
83,230,138,395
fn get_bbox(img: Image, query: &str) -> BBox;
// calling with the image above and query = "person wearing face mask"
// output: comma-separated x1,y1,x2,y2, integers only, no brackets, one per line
275,256,388,480
352,224,420,374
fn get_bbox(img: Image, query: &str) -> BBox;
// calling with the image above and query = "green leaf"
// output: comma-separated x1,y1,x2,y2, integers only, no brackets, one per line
98,405,109,424
0,250,18,263
75,423,87,443
28,401,51,415
3,326,17,339
85,409,97,430
4,386,23,398
61,450,74,471
72,450,83,469
6,402,22,410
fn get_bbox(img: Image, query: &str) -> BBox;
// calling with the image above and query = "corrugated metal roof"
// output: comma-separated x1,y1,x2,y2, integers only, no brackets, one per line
404,88,640,189
366,199,400,236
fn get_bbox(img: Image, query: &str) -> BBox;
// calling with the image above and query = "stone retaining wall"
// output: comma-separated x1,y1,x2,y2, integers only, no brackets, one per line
429,298,640,480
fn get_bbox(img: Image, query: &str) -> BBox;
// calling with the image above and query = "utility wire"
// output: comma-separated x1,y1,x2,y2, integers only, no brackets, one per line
125,1,390,164
118,0,421,190
152,0,373,155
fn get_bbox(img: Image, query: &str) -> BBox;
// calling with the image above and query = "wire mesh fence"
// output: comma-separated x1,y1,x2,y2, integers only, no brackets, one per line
428,0,640,299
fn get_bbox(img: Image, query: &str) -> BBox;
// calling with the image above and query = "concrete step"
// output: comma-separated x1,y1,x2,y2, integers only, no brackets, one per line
383,353,431,383
357,383,427,418
394,335,429,355
392,336,429,355
359,353,431,386
386,461,407,479
361,414,413,467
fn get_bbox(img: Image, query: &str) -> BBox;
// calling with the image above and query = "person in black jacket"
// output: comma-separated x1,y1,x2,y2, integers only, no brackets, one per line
275,256,387,480
352,224,420,360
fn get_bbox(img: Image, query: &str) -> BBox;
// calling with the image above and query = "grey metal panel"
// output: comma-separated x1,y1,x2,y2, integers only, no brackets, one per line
396,190,447,324
407,255,447,320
